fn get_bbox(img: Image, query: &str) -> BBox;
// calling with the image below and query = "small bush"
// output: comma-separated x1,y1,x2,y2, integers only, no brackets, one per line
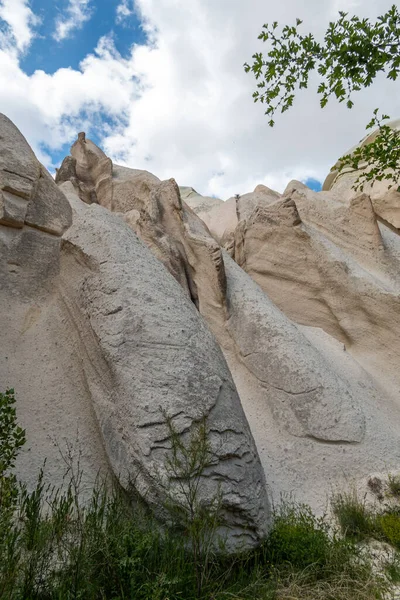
332,492,374,540
266,504,333,571
0,389,26,510
377,513,400,549
387,474,400,499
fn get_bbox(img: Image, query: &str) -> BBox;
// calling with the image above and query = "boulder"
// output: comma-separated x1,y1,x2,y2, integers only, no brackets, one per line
0,114,270,551
59,183,270,549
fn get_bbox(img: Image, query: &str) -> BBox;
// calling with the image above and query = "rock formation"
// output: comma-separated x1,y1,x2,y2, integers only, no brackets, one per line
1,116,269,550
323,118,400,232
2,112,400,542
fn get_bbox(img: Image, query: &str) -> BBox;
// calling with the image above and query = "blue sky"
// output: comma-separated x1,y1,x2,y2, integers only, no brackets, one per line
0,0,397,198
304,178,322,192
3,0,148,172
20,0,145,75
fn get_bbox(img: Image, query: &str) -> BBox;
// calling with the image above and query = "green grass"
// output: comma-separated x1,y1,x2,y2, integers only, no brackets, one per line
385,553,400,585
333,487,400,554
331,492,374,540
0,483,389,600
0,391,393,599
387,474,400,499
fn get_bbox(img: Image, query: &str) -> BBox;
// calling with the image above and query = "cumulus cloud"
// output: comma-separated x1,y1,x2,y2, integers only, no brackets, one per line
0,0,399,198
116,0,134,24
0,0,39,53
103,0,400,197
53,0,93,42
0,34,134,168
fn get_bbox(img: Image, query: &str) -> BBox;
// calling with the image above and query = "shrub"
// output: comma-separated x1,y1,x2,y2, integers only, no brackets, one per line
377,513,400,549
0,389,26,598
161,415,225,595
387,474,400,499
0,389,26,510
265,504,332,571
332,492,374,540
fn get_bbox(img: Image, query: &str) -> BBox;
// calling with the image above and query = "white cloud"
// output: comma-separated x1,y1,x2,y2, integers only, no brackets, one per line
102,0,400,197
53,0,93,42
0,0,39,53
116,1,134,24
0,0,399,198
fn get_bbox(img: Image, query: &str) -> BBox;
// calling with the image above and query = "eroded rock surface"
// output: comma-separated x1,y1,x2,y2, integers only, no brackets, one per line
57,132,399,511
0,114,71,298
1,115,269,551
231,182,400,399
323,118,400,231
3,113,400,527
58,184,269,548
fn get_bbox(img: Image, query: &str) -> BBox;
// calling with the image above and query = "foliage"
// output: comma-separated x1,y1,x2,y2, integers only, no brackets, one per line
377,513,400,549
162,415,224,595
333,487,400,552
0,392,391,598
387,473,400,498
332,492,374,539
337,110,400,191
0,389,26,510
244,5,400,190
0,389,26,600
266,503,333,571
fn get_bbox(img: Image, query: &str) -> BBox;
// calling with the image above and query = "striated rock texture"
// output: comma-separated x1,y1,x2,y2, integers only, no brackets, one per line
56,130,400,511
1,116,269,551
230,178,400,396
0,114,72,298
3,113,400,526
173,176,400,509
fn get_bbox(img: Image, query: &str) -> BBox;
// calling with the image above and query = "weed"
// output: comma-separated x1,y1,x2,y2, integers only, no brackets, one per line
377,512,400,549
387,474,400,499
0,391,391,599
161,414,225,596
332,491,374,540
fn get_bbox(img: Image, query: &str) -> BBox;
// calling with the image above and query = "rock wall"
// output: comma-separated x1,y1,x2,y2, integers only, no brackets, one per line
56,129,400,511
2,113,400,536
1,115,269,551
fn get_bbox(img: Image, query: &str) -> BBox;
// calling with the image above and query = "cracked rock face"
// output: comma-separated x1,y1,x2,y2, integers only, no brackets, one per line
3,114,400,532
0,116,269,552
59,184,270,549
0,114,72,297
